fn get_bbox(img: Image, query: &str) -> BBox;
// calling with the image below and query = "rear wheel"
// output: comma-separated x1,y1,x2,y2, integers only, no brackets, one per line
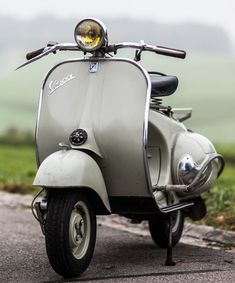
45,190,96,278
148,210,184,248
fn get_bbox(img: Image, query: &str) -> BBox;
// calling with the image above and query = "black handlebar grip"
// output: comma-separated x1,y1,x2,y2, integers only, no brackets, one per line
156,45,186,59
26,47,45,60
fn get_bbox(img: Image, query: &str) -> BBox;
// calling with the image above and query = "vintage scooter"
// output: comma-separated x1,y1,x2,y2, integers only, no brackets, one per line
18,18,224,278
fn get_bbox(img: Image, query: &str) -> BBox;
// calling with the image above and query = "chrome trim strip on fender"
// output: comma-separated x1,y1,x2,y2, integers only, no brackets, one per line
35,87,43,167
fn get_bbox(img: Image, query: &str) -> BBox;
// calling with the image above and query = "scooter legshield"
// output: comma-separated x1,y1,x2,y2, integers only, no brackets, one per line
36,58,152,198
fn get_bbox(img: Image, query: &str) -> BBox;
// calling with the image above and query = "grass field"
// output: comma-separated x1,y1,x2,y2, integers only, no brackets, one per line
0,146,37,194
0,144,234,231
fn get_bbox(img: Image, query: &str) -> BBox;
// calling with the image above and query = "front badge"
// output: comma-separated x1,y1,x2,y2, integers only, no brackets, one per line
89,62,99,73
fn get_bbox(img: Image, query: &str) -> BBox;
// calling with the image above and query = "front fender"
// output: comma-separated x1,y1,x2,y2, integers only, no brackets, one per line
33,149,111,212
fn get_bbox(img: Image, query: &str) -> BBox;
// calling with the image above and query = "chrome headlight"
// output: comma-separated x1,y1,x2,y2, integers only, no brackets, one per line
74,18,108,52
176,154,223,197
178,155,212,186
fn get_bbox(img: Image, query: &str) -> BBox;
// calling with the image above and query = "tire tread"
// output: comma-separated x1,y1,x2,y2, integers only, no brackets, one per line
45,191,96,278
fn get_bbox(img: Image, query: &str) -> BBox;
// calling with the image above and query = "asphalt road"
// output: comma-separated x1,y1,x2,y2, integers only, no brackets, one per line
0,205,235,283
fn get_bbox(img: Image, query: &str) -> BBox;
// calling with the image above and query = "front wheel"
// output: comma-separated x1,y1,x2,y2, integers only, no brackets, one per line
45,190,96,278
148,210,184,248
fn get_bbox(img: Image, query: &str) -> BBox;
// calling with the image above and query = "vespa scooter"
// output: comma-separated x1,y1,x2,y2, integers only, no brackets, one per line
18,18,224,278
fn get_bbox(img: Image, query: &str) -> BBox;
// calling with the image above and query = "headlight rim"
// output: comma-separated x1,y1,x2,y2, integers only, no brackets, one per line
74,18,108,52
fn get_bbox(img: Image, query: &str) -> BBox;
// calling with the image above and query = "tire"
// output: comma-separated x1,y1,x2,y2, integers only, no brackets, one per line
45,190,96,278
148,210,184,248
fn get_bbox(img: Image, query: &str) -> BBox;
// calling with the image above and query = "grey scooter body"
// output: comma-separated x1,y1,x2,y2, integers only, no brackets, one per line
34,57,219,214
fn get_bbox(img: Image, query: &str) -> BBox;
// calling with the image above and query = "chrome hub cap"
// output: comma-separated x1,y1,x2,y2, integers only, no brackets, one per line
69,200,91,259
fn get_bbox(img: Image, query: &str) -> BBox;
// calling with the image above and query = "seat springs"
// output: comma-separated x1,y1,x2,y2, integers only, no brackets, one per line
150,97,162,109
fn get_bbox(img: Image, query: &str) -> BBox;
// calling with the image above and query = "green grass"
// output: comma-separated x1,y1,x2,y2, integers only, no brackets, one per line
0,145,37,194
215,144,235,163
202,162,235,231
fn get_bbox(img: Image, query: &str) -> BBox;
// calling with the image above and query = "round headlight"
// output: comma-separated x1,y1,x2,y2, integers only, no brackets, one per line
74,18,107,52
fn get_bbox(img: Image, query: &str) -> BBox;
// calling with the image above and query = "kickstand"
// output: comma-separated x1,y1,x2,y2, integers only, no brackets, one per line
165,213,176,266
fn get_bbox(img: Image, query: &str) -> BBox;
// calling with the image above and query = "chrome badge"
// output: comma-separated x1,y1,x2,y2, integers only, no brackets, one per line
48,74,76,95
89,62,99,73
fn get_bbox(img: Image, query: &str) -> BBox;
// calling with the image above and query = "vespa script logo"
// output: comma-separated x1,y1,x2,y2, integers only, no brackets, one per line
48,74,76,95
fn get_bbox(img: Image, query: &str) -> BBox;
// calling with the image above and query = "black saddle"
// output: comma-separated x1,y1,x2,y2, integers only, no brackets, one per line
150,73,178,97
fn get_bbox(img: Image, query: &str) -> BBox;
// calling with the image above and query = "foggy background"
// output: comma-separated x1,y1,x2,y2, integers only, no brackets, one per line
0,0,234,143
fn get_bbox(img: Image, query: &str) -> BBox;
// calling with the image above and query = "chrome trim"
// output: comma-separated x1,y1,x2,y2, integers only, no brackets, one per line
59,142,71,152
177,155,202,186
107,42,186,58
176,153,225,195
16,43,79,70
89,62,99,73
187,153,224,191
161,202,194,214
48,73,76,95
74,18,108,52
39,198,48,210
141,68,155,198
17,40,186,70
69,200,91,260
35,86,43,167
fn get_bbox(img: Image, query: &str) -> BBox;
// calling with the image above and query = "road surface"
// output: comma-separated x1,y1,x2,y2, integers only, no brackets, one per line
0,199,234,282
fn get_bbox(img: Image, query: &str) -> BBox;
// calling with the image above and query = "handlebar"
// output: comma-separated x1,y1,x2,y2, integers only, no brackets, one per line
155,45,186,59
17,43,79,69
26,47,45,60
17,41,186,70
107,42,186,59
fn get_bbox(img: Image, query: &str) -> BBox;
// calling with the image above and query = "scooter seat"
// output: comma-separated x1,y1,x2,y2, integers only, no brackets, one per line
150,74,178,97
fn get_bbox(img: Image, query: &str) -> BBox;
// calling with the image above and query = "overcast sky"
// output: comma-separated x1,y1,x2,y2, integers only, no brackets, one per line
2,0,235,43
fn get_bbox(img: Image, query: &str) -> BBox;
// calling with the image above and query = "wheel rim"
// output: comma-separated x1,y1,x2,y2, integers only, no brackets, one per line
69,200,91,259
